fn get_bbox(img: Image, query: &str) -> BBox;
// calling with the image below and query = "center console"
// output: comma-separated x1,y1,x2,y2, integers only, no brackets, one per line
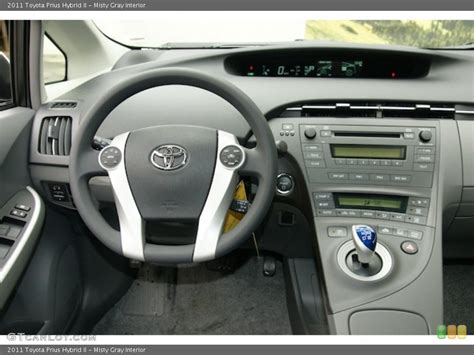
270,116,449,335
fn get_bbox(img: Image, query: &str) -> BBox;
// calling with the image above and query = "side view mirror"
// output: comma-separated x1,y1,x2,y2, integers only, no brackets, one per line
0,52,11,100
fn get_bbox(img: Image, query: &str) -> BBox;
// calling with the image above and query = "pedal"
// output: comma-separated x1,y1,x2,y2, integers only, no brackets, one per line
263,256,276,277
206,253,247,274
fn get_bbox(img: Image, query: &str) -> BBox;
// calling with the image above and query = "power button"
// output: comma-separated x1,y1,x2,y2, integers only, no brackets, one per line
276,173,294,195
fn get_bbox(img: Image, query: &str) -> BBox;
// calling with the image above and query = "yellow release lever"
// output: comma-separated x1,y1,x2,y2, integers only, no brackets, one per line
223,181,248,233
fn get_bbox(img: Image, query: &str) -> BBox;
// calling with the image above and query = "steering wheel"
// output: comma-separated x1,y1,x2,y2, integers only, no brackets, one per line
69,68,277,263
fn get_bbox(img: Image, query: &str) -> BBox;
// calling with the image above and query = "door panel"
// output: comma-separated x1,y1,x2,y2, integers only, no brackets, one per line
0,106,45,309
0,107,35,204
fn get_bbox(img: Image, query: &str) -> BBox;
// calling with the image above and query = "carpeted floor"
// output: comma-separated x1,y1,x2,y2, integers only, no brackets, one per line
92,256,292,335
93,257,473,335
443,263,474,334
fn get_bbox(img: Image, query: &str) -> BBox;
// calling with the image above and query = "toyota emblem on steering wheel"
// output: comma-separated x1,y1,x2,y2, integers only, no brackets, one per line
150,144,188,171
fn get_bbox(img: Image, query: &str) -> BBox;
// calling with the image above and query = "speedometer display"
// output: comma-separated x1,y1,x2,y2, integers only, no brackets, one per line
226,50,431,79
246,60,364,77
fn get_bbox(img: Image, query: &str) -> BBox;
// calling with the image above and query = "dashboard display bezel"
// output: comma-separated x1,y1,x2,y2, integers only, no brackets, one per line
225,49,431,79
330,144,407,160
333,193,408,213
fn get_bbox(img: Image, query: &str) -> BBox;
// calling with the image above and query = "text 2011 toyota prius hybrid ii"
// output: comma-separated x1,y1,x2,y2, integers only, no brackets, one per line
0,19,473,335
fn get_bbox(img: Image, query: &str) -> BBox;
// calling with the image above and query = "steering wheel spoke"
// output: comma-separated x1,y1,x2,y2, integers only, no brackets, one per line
99,132,145,261
193,131,241,262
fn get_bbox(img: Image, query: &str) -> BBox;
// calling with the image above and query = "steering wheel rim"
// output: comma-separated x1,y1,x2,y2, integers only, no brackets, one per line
69,68,277,263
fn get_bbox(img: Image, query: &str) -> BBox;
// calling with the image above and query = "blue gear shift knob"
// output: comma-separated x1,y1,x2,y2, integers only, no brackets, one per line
352,225,377,264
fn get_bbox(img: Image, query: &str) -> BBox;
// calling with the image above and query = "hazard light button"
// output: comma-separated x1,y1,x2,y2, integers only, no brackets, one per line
401,241,419,255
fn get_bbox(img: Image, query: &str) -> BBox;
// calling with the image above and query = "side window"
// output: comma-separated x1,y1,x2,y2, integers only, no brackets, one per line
0,20,12,106
43,34,67,84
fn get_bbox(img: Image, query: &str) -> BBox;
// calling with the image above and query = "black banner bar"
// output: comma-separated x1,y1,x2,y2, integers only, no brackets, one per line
1,0,473,11
0,345,474,355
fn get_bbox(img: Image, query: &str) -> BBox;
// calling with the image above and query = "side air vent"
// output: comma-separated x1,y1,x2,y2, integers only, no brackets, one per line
50,101,77,109
278,102,458,119
38,116,72,156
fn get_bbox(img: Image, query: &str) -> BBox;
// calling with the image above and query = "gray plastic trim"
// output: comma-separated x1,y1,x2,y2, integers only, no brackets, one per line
457,120,474,187
29,21,44,109
349,310,429,335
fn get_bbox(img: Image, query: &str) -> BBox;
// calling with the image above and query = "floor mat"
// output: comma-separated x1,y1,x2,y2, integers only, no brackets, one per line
92,257,292,335
121,265,166,317
443,264,474,334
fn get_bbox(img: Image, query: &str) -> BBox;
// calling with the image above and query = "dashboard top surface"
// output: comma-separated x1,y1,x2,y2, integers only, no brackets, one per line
35,43,474,156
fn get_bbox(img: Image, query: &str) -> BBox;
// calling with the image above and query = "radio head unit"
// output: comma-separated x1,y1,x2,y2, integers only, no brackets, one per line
299,124,436,188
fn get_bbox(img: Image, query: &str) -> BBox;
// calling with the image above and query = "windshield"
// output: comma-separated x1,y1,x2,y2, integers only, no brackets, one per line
95,18,473,49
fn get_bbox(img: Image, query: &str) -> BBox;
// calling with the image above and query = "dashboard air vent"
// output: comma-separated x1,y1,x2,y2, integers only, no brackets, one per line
278,102,457,119
38,116,72,156
50,101,77,109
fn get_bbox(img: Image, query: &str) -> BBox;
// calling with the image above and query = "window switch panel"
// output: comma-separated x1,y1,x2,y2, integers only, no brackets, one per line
15,204,31,212
10,209,27,218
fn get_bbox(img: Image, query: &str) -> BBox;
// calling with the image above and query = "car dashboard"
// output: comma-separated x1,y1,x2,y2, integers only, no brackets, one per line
26,42,474,334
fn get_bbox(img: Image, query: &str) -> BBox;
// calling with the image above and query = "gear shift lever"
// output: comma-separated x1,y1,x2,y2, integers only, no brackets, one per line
352,225,377,265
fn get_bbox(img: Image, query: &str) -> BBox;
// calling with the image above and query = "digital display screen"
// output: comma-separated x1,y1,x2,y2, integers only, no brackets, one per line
334,193,408,213
227,51,431,79
330,144,406,159
245,60,364,78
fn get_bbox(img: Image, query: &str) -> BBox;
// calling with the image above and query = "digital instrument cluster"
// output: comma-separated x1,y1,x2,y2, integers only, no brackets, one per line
225,50,430,79
245,60,364,78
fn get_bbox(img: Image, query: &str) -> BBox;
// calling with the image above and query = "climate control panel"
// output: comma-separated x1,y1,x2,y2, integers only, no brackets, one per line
314,192,430,226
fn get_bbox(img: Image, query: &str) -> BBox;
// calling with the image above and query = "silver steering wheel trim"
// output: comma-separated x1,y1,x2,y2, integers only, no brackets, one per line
98,130,245,262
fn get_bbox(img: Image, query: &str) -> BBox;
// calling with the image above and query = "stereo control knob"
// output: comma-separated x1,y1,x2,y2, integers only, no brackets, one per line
419,130,432,143
304,128,317,139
